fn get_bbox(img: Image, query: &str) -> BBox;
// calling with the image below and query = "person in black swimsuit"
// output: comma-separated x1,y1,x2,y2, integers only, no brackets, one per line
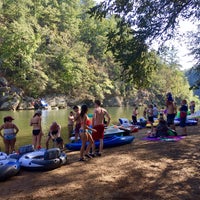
30,110,42,149
45,122,63,149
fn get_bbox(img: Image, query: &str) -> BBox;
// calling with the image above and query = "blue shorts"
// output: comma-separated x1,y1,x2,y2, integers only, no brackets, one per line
4,134,16,140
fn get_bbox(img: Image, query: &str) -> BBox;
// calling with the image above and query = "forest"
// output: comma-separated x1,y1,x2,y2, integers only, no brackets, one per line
0,0,199,106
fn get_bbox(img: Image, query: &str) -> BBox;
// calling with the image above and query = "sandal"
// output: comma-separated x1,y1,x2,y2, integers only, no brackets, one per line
79,158,85,161
85,154,92,159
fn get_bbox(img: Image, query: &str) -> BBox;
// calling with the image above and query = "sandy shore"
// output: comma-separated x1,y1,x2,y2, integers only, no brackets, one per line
0,124,200,200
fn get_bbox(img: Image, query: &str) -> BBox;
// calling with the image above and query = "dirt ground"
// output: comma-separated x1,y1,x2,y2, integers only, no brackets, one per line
1,124,200,200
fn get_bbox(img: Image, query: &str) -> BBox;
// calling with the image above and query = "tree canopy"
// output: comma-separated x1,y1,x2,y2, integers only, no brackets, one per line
89,0,200,87
0,0,199,105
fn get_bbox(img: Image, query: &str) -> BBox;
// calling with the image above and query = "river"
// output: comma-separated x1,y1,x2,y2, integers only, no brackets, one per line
0,106,145,151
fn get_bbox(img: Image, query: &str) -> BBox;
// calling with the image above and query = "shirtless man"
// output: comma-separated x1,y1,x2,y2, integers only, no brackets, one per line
166,93,176,130
91,100,111,156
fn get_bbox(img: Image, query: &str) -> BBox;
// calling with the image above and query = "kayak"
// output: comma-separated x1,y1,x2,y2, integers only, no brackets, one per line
66,135,135,151
69,126,128,142
0,152,20,181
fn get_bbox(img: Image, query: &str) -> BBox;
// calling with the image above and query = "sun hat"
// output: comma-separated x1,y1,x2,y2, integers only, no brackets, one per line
4,116,14,122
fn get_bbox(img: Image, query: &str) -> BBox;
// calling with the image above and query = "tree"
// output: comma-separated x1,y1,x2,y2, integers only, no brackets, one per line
89,0,200,86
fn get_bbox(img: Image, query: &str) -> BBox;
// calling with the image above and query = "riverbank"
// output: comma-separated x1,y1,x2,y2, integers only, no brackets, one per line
1,124,200,200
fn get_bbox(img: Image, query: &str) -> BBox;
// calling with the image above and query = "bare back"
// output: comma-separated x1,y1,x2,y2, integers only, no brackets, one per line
30,116,41,130
166,101,175,114
93,107,110,126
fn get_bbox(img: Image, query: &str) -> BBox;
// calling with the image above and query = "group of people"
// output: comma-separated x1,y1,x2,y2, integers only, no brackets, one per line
68,100,111,161
0,110,64,155
0,99,111,162
0,95,195,156
133,92,191,137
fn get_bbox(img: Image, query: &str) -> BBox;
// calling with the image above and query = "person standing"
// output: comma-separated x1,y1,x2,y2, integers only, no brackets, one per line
73,105,81,141
91,100,111,156
147,104,154,133
68,111,75,138
166,92,176,131
132,106,138,125
0,116,19,154
79,104,96,161
153,104,159,118
30,110,43,149
179,99,188,136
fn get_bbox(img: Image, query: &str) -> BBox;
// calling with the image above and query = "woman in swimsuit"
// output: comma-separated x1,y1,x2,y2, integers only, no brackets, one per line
0,116,19,154
30,110,43,149
79,104,96,161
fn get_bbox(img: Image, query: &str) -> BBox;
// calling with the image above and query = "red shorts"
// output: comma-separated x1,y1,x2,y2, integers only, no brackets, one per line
92,124,104,140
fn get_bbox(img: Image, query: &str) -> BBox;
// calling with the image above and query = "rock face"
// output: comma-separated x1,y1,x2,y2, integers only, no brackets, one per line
0,76,153,111
0,77,21,111
0,94,20,111
45,95,67,109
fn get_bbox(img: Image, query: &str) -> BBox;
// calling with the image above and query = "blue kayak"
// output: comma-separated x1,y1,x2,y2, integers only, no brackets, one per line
66,135,135,151
174,119,198,126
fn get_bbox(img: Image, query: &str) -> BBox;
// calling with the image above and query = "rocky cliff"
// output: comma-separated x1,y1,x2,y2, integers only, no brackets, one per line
0,77,154,111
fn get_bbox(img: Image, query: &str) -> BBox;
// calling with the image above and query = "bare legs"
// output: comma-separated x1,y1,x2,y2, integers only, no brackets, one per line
80,132,93,160
32,135,40,149
3,138,16,154
46,136,51,149
85,134,93,155
91,138,103,156
99,139,103,154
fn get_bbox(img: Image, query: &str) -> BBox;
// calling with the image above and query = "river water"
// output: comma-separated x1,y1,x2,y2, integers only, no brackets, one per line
0,106,144,151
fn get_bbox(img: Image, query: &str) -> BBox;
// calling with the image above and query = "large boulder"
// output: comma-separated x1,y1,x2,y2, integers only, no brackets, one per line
18,97,35,110
45,95,67,109
0,93,21,111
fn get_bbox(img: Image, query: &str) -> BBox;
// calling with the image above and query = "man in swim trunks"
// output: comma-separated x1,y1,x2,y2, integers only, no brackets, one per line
91,100,111,156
